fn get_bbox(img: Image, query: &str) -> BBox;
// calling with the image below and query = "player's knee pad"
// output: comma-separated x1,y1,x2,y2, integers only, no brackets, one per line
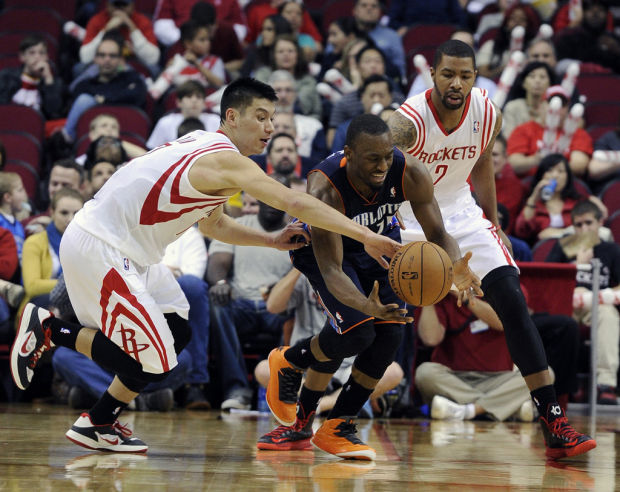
117,374,149,393
482,266,547,376
353,323,404,379
165,312,192,354
310,358,343,375
318,320,375,360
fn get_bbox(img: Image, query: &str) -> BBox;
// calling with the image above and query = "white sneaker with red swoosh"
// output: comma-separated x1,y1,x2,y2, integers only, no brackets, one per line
10,303,54,390
66,413,148,453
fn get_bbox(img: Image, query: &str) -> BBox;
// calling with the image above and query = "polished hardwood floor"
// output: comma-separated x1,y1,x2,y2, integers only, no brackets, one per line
0,403,618,491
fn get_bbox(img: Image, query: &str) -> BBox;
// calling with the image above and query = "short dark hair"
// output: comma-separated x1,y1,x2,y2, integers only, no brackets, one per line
267,132,296,155
176,80,206,100
220,78,277,124
433,39,476,70
100,32,124,54
85,136,127,169
494,133,507,149
178,117,205,138
361,74,391,95
181,19,208,43
355,44,386,67
190,1,216,26
345,113,389,147
19,34,46,53
571,199,602,221
51,158,85,184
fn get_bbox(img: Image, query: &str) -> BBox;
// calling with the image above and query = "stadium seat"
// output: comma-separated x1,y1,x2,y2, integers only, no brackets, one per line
587,125,615,143
322,0,354,33
134,0,159,17
599,178,620,215
574,177,592,197
531,238,558,262
0,8,63,43
4,159,39,200
3,0,76,21
576,74,620,102
517,262,576,317
402,24,455,55
75,106,151,142
606,209,620,241
585,102,620,127
0,131,42,172
0,54,21,71
0,104,45,142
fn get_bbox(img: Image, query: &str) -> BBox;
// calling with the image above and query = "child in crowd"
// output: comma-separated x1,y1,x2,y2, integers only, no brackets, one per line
0,172,28,260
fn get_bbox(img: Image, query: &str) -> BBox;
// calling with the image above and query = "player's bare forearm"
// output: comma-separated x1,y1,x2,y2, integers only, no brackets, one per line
199,206,275,247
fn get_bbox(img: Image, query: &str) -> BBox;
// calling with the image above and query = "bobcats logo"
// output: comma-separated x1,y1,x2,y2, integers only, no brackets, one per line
401,271,419,280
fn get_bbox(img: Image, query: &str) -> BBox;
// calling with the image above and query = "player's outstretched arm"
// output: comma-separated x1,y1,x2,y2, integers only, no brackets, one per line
196,151,402,263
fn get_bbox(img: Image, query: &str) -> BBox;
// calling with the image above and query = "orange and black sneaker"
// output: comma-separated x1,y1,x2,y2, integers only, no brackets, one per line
311,418,376,461
257,413,314,451
539,404,596,459
266,346,303,426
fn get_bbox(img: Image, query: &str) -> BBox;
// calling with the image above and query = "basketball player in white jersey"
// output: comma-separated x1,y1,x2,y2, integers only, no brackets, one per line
10,78,409,453
389,40,595,460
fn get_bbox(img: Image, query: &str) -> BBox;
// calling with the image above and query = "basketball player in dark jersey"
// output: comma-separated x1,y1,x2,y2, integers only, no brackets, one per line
260,114,481,460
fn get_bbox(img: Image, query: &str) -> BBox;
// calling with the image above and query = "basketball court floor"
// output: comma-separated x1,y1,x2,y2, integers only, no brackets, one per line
1,403,618,491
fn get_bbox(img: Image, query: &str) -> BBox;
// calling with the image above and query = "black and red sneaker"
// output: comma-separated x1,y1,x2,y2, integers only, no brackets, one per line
257,413,314,451
540,405,597,459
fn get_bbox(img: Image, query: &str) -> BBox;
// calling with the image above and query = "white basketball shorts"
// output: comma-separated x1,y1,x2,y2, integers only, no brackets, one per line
400,202,517,281
60,222,189,374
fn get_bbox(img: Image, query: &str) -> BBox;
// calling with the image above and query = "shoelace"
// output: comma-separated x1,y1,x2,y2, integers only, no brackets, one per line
28,328,52,369
113,420,133,438
279,368,302,401
336,421,365,445
264,425,292,439
550,417,581,441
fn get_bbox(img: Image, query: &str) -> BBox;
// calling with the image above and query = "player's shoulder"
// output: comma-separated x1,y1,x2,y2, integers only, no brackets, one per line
313,150,345,174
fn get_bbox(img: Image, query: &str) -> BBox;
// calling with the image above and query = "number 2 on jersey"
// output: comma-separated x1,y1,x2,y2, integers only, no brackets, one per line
433,164,448,185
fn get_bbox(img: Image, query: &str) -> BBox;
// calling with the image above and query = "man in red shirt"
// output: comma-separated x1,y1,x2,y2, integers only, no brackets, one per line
507,85,592,177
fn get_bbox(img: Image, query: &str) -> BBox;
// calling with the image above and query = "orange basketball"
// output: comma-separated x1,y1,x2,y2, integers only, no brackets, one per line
388,241,454,306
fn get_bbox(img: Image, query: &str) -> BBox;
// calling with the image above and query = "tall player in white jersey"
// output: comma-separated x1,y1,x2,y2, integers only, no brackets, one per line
10,78,407,453
390,40,596,460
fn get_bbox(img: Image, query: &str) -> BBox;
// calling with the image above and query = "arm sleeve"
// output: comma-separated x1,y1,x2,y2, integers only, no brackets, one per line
22,235,57,297
130,29,161,67
80,30,105,64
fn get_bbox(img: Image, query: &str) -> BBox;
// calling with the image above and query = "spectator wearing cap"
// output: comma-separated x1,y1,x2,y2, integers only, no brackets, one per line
80,0,160,74
506,85,593,177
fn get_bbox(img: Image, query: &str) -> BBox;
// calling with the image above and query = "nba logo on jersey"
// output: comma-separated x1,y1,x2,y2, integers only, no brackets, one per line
390,186,396,198
123,258,130,271
473,121,480,133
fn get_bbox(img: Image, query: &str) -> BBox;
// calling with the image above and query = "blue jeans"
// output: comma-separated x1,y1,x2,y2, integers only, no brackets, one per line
210,298,284,397
52,346,192,399
0,297,9,324
64,93,98,140
177,274,210,385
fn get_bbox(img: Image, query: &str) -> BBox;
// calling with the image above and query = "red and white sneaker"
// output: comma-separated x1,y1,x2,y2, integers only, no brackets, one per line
257,412,314,451
539,405,596,459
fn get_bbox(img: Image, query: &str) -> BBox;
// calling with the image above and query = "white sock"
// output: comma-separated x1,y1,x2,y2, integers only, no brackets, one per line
464,403,476,420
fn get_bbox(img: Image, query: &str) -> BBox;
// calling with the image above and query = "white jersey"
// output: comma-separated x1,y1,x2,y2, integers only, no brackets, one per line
74,130,236,266
396,87,497,218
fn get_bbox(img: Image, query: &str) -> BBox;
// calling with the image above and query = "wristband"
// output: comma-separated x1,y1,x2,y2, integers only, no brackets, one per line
216,279,227,285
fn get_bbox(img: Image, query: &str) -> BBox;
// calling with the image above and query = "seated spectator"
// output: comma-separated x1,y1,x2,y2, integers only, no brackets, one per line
327,45,405,147
497,203,532,261
407,29,497,99
60,35,147,144
318,17,361,81
352,0,406,82
474,0,511,43
76,113,146,165
514,153,585,243
331,74,392,153
240,14,293,79
502,62,556,139
278,1,322,62
206,183,294,410
251,132,315,179
79,0,159,74
0,172,27,260
477,3,540,80
268,71,327,161
588,110,620,194
254,268,403,419
416,291,535,422
546,199,620,404
493,134,527,234
148,20,225,101
147,81,219,149
388,0,465,36
84,159,118,199
254,34,322,119
0,34,64,120
555,0,620,75
507,85,592,177
245,0,322,47
272,111,326,164
20,188,84,313
177,117,206,137
526,39,558,76
0,226,23,338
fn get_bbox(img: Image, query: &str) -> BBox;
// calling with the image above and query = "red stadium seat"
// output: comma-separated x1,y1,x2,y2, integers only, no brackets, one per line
606,209,620,241
0,8,63,43
478,27,499,47
402,24,455,55
3,0,76,21
4,159,39,200
585,102,620,127
599,179,620,215
134,0,159,17
587,125,616,143
75,106,151,142
531,238,559,262
517,262,576,316
0,104,45,142
576,74,620,103
574,177,592,197
0,54,21,71
0,131,42,172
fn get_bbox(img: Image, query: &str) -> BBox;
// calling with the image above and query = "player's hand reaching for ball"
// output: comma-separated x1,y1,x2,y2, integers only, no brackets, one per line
270,222,310,250
364,281,413,323
453,251,483,307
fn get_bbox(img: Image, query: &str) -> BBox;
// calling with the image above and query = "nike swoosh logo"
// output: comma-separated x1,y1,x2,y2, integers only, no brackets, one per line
19,332,34,356
98,434,119,445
